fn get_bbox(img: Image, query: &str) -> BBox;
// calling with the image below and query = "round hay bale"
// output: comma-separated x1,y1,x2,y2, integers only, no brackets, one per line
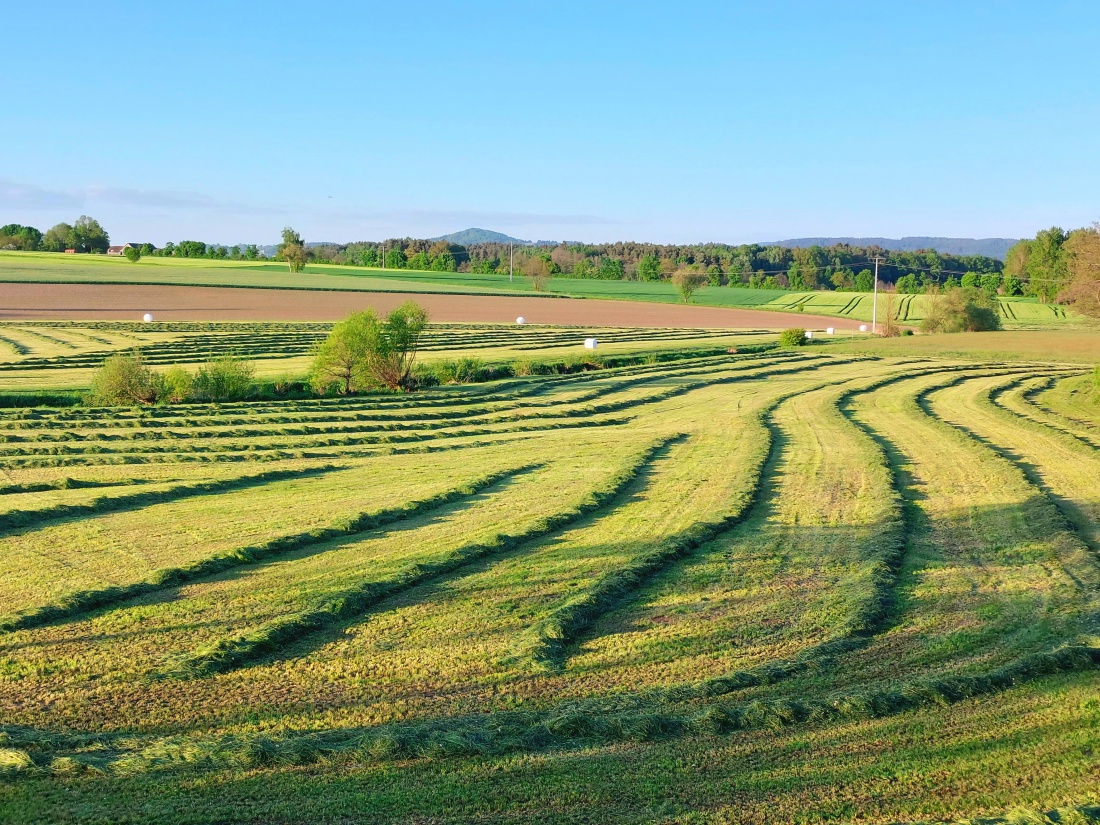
826,327,835,335
142,313,154,323
859,324,868,332
804,330,813,339
583,338,598,349
516,316,526,325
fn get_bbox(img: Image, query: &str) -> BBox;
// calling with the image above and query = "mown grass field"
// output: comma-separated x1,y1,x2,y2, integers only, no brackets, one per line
0,321,1099,824
0,251,1086,328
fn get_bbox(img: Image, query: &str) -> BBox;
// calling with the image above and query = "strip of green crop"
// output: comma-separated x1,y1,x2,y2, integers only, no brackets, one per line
0,464,343,535
160,435,683,679
0,465,536,634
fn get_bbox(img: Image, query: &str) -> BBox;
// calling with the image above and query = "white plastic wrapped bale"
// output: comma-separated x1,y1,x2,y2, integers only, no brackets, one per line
804,330,813,339
516,316,526,325
583,338,598,349
826,327,834,335
859,324,868,332
142,313,154,323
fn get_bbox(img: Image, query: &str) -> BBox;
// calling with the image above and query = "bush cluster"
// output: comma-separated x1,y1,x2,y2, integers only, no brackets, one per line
778,328,807,348
920,287,1002,333
85,352,258,406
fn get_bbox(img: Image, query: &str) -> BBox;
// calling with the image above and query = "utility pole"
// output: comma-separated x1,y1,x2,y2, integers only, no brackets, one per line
871,256,881,334
509,242,513,283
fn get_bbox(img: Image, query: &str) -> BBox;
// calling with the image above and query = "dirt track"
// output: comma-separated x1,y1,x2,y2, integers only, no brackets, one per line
0,283,860,330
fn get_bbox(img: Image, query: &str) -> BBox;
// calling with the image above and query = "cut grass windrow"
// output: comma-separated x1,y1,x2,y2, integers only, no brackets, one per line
509,365,912,674
6,640,1097,778
0,465,536,634
991,373,1100,449
923,372,1100,557
0,464,343,536
158,435,684,679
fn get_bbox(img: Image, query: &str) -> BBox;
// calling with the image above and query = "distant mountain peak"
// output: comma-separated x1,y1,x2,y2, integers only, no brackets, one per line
764,236,1018,260
430,228,530,245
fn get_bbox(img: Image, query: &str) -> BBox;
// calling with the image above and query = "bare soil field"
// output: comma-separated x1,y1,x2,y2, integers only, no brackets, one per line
0,282,862,329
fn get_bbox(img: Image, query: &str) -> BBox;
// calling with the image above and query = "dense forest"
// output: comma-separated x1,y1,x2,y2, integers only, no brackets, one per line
3,217,1095,307
304,237,1008,295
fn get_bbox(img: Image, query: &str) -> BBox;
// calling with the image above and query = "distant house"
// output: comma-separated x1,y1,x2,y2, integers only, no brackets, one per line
106,243,145,256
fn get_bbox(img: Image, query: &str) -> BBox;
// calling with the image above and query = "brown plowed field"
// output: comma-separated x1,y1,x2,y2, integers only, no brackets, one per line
0,282,860,329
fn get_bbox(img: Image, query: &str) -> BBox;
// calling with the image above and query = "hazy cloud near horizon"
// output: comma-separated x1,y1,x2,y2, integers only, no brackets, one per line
0,177,623,244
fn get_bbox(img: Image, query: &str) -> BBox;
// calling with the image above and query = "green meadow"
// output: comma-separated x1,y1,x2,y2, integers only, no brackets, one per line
0,321,1098,823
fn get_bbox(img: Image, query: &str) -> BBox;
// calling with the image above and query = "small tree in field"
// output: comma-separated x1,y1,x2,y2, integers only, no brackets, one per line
672,268,708,303
86,352,161,405
879,292,901,337
123,246,141,263
279,227,308,273
311,301,429,393
778,328,806,347
524,257,552,292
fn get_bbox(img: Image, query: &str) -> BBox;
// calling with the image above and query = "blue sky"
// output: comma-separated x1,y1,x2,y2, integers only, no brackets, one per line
3,1,1098,246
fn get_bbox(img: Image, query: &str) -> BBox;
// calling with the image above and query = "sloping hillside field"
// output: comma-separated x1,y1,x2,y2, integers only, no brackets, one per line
1,324,1099,823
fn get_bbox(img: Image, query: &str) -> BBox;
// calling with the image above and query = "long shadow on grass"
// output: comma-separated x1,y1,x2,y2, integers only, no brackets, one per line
509,365,923,679
157,435,685,679
0,463,345,537
0,464,540,635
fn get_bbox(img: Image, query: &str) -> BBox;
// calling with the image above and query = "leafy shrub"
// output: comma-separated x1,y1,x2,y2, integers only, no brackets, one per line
921,286,1002,333
191,355,256,402
85,352,162,406
161,367,194,403
778,328,806,348
434,357,486,384
512,357,555,377
123,246,141,263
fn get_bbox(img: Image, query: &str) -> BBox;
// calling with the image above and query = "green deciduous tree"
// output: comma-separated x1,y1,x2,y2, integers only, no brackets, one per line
1026,227,1068,302
672,268,708,303
311,302,429,394
0,223,42,250
1060,224,1100,318
123,246,141,263
71,215,110,253
637,254,661,282
41,223,74,252
279,227,307,273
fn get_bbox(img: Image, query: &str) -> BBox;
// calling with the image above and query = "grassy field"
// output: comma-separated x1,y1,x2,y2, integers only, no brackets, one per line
0,321,1099,823
0,250,1087,328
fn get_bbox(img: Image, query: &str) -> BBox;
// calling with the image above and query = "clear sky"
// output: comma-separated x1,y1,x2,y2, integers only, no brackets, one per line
3,0,1098,246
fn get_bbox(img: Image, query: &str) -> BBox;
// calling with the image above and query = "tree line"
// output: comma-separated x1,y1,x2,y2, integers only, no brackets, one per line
5,216,1098,316
306,236,1007,295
